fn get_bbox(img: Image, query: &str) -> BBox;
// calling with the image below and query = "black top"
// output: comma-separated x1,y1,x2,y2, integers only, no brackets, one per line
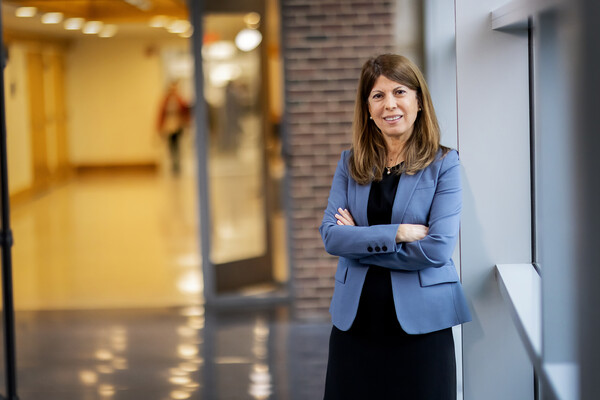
367,164,402,226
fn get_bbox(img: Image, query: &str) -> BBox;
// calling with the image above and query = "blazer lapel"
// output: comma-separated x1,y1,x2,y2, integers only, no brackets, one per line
391,169,425,223
353,181,371,226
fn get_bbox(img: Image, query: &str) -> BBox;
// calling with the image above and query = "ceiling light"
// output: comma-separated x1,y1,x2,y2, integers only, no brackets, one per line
149,15,170,28
83,21,104,35
99,25,118,38
235,28,262,52
64,18,85,30
167,20,191,34
41,12,63,24
15,7,36,18
124,0,152,11
243,12,261,28
179,27,194,38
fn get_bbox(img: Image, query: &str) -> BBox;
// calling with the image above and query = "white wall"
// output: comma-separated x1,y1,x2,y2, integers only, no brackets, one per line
425,0,534,398
66,36,189,165
4,42,33,194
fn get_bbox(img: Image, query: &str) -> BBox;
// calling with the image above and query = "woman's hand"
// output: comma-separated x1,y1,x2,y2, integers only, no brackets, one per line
335,208,356,226
396,224,429,243
335,208,427,243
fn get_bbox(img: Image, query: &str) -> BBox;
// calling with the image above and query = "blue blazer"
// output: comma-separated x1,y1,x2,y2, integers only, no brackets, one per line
319,149,471,334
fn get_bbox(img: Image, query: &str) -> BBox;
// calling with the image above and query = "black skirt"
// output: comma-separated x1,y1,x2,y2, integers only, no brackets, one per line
323,266,456,399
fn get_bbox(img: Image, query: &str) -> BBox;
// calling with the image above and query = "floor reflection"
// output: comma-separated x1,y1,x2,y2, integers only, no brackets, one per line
15,305,330,399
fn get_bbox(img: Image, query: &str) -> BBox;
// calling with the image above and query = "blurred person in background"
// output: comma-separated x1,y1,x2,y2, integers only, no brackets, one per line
157,79,190,175
319,54,471,399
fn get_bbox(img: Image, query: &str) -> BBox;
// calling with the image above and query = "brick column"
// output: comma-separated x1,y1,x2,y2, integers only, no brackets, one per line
281,0,396,320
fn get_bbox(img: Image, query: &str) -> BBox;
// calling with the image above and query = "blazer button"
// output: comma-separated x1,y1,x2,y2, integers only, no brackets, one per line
375,246,381,252
382,246,388,252
367,246,373,252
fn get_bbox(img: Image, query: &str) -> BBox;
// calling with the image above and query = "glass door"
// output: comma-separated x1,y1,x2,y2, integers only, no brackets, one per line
204,12,271,292
192,0,285,300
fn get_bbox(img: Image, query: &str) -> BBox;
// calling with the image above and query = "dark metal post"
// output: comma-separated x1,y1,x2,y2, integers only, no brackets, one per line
0,5,20,400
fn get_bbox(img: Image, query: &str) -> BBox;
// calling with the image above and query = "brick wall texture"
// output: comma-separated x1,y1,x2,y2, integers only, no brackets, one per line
281,0,396,320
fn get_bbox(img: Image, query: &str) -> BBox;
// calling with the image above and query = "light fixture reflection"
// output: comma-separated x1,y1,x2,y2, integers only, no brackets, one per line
177,270,202,295
79,370,98,385
235,29,262,52
179,362,199,372
112,357,128,370
95,349,114,361
180,305,204,317
169,375,192,385
170,391,191,400
249,363,272,399
203,41,236,60
83,21,104,34
64,17,85,30
209,64,242,88
187,316,205,330
98,384,116,396
16,7,37,17
177,344,198,359
41,12,63,24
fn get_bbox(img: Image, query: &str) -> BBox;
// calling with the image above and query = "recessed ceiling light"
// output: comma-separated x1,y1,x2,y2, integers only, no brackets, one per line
235,28,262,52
179,27,194,39
149,15,170,28
83,21,104,34
167,20,190,34
64,17,85,30
243,12,261,28
15,7,37,18
41,12,63,24
99,25,118,38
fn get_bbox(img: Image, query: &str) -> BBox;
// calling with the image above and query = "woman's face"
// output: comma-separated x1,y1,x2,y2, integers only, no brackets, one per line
367,75,420,142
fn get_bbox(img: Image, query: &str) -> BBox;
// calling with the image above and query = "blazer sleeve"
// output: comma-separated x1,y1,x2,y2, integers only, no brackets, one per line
358,150,462,271
319,151,399,260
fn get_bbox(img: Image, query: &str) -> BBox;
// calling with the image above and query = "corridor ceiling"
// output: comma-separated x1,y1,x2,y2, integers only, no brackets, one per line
3,0,188,22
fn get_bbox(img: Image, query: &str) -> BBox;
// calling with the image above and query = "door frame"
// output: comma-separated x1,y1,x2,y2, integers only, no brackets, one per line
189,0,290,307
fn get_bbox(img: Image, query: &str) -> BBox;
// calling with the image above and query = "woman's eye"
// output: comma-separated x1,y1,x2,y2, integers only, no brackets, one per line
395,90,406,95
372,94,382,99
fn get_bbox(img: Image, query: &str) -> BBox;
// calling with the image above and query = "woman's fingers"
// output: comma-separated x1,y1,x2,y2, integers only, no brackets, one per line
335,208,356,226
397,224,429,242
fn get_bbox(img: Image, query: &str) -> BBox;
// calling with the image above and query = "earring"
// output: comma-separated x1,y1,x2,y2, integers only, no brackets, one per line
369,116,373,120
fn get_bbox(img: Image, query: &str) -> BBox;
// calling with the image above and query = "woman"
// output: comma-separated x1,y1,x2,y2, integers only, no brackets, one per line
319,54,471,399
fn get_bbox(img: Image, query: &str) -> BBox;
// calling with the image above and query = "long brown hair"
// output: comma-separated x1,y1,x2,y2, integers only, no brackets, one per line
349,54,447,184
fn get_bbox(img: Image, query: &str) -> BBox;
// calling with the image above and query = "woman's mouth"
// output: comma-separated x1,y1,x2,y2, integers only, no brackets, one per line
384,115,402,121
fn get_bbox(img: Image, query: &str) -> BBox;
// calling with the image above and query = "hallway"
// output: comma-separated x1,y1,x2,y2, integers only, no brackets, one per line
8,169,329,399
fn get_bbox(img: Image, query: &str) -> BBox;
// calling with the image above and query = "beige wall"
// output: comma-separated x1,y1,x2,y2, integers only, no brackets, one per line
4,42,33,194
66,36,190,166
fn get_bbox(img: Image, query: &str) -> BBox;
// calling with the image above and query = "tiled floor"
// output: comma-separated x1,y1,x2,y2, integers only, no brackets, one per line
13,305,330,399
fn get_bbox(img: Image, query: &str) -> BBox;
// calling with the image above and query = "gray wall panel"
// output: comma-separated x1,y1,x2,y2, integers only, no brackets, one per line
454,0,533,398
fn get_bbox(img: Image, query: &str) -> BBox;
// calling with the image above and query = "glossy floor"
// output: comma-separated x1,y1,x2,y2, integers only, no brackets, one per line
6,154,329,399
12,305,330,399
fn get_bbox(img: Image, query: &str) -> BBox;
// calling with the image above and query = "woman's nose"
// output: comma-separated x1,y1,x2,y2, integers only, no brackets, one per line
384,96,397,110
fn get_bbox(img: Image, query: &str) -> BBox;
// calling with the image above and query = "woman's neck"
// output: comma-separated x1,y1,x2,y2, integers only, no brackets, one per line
385,139,406,167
